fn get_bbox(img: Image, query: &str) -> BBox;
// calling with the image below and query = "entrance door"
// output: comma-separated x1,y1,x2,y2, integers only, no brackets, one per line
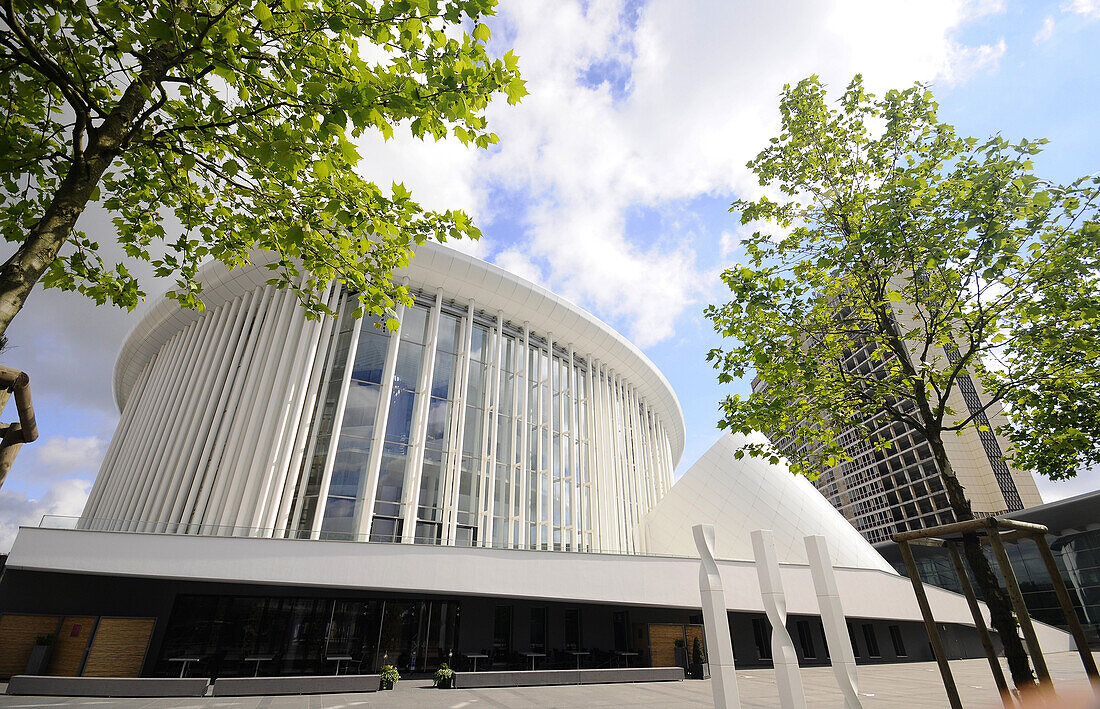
373,600,457,673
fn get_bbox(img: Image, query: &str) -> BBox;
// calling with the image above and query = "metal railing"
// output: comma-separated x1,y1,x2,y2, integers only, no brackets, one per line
35,515,698,560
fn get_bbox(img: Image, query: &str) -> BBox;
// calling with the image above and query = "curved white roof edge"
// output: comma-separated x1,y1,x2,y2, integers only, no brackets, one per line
112,241,686,466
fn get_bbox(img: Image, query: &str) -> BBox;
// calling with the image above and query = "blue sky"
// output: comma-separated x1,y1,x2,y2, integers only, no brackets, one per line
2,0,1100,550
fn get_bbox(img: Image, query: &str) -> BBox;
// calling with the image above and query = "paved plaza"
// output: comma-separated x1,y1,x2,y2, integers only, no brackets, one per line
0,652,1096,708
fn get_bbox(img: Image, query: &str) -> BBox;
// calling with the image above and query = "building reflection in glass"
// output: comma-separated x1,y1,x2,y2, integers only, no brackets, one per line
156,594,458,677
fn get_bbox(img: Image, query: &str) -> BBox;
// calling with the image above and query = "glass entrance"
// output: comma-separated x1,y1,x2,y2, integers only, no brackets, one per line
374,600,459,673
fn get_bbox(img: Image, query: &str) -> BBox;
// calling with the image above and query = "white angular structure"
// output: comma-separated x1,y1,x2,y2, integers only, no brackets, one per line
81,244,682,554
806,535,863,709
644,433,895,572
752,529,807,709
694,524,741,709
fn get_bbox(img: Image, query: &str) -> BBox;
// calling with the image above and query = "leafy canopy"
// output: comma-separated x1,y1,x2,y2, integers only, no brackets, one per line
706,75,1100,482
1,0,526,320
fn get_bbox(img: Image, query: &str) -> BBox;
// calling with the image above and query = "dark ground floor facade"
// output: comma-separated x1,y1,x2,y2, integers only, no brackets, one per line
0,569,991,680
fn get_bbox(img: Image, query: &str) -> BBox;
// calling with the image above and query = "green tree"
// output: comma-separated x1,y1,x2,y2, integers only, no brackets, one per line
0,0,526,339
706,75,1100,690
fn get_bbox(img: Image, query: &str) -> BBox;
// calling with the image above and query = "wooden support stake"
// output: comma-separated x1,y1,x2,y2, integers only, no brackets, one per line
899,539,963,709
946,542,1013,707
1031,532,1100,694
987,529,1053,691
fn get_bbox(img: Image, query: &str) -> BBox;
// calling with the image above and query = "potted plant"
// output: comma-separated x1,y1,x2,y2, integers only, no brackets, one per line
672,638,687,671
25,634,54,675
688,637,707,680
379,664,400,690
434,662,455,689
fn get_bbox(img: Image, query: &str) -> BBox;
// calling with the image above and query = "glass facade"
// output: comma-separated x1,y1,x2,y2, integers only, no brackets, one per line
889,529,1100,644
156,593,458,677
289,289,672,553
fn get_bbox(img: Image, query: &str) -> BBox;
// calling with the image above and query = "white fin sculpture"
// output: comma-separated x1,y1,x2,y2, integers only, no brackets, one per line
693,524,742,709
751,528,807,709
806,534,863,709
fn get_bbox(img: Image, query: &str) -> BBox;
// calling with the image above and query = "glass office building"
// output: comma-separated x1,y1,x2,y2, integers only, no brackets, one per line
876,490,1100,645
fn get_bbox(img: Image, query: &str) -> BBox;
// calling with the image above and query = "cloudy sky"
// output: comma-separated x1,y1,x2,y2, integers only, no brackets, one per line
3,0,1100,552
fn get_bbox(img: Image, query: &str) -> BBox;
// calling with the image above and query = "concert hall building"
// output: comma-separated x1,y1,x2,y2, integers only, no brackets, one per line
0,244,1070,680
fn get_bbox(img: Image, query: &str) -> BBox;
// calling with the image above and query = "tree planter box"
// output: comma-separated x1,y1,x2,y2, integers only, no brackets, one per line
24,645,52,675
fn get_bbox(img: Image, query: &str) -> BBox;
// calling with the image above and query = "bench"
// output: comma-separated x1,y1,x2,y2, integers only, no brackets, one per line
456,666,684,688
6,675,210,697
211,674,381,696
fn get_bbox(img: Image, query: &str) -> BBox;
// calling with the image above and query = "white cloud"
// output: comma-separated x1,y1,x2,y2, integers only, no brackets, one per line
719,231,741,259
1062,0,1100,19
0,0,1018,433
460,0,1012,348
30,435,107,478
1034,15,1056,43
0,478,91,553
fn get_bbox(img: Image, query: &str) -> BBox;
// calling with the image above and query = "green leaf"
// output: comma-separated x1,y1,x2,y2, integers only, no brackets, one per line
0,0,525,352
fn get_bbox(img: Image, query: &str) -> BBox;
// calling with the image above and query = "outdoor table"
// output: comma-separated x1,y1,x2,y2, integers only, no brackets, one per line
569,650,590,669
244,655,274,677
326,654,353,675
614,651,639,668
168,656,203,678
466,653,489,671
523,652,546,670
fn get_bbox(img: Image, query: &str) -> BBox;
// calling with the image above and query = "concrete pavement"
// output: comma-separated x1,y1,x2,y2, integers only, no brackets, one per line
1,651,1097,708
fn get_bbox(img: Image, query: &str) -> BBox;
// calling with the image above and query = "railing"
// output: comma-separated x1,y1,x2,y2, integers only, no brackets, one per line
35,515,697,560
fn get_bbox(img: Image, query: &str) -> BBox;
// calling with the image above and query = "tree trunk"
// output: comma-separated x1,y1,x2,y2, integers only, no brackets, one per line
926,428,1036,691
0,156,109,340
0,49,170,342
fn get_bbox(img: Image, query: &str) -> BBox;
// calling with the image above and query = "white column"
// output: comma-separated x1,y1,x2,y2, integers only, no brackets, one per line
805,535,863,708
141,298,240,531
473,315,498,546
202,286,282,528
166,293,253,531
751,528,807,709
593,361,615,552
353,297,405,540
240,280,321,531
567,345,580,550
401,290,442,544
214,287,298,530
310,300,367,537
270,282,341,534
693,524,741,709
110,321,195,529
255,281,337,532
544,332,554,549
585,357,599,551
117,318,205,529
610,373,629,551
444,300,475,545
186,287,265,532
284,288,344,535
518,323,530,548
483,312,504,547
